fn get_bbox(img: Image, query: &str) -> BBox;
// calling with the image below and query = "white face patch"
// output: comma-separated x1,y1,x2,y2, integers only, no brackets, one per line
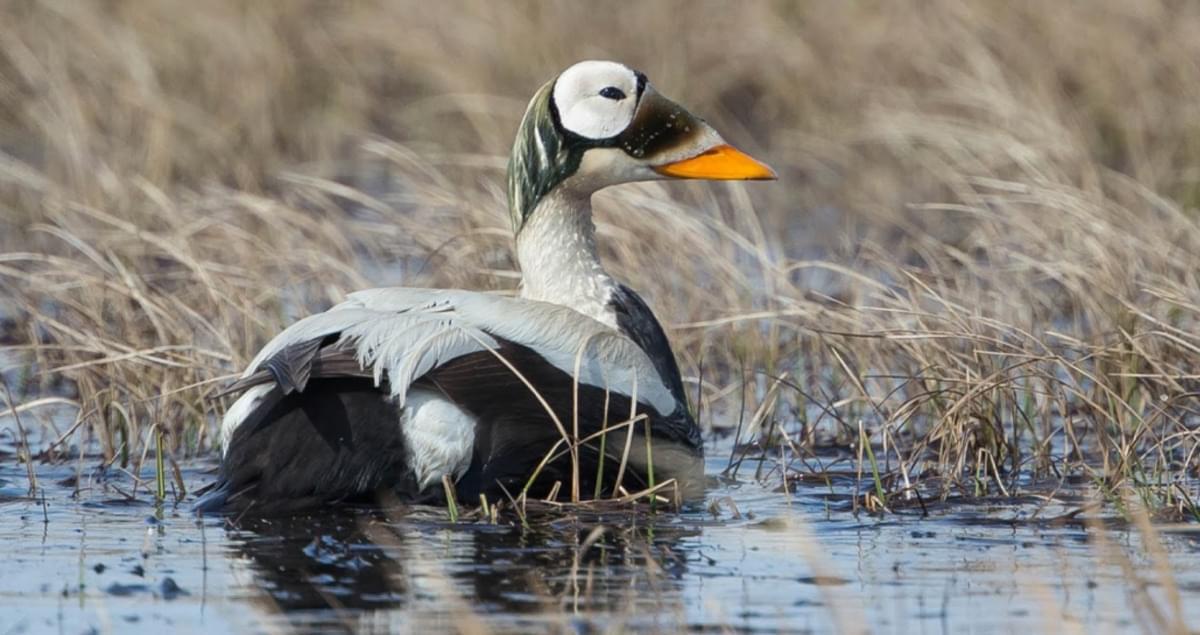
552,60,639,140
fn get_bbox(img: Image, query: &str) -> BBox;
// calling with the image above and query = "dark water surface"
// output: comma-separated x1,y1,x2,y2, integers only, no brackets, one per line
1,450,1199,634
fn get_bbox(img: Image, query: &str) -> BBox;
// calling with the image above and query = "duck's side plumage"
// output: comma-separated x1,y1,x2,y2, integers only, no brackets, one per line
196,288,700,513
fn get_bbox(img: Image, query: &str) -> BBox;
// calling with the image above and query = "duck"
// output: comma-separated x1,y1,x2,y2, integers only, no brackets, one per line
195,60,774,514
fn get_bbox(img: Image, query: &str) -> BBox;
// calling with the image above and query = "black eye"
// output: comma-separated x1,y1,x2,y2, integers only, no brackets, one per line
599,86,626,100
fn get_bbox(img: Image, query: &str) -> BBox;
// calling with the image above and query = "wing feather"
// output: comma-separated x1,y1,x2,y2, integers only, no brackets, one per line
230,288,678,414
261,337,324,394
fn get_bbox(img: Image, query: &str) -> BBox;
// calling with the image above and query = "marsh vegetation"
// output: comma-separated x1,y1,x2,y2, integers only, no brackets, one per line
1,1,1199,632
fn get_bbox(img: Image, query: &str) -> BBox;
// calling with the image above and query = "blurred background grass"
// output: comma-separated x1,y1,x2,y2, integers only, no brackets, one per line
1,0,1199,512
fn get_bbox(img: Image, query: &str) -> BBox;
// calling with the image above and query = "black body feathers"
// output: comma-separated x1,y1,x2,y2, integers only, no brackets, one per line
198,288,699,515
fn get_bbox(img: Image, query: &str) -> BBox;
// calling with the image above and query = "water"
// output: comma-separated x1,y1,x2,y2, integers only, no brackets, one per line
2,451,1198,634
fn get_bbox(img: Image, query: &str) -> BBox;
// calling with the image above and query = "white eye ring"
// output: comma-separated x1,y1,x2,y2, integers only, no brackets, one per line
553,61,638,140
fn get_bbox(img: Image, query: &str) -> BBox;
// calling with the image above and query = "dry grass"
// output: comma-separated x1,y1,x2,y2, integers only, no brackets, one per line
1,0,1199,517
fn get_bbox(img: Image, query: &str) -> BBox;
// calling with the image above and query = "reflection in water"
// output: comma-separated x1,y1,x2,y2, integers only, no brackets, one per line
226,505,699,631
3,460,1200,634
228,511,408,617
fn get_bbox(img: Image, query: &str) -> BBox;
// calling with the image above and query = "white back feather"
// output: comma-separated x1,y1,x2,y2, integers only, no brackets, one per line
241,288,678,415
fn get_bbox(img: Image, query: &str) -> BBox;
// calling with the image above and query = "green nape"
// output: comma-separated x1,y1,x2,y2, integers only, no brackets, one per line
506,79,584,233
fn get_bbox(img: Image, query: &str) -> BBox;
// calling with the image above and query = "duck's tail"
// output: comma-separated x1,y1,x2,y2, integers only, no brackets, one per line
190,480,231,515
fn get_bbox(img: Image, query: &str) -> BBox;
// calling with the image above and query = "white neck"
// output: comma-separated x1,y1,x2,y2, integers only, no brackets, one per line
516,188,618,329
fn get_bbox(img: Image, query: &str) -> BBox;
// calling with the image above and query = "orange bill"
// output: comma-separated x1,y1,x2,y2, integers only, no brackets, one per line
653,144,777,180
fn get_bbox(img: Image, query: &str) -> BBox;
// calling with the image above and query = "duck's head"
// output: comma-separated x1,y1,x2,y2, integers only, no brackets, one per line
508,60,775,231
